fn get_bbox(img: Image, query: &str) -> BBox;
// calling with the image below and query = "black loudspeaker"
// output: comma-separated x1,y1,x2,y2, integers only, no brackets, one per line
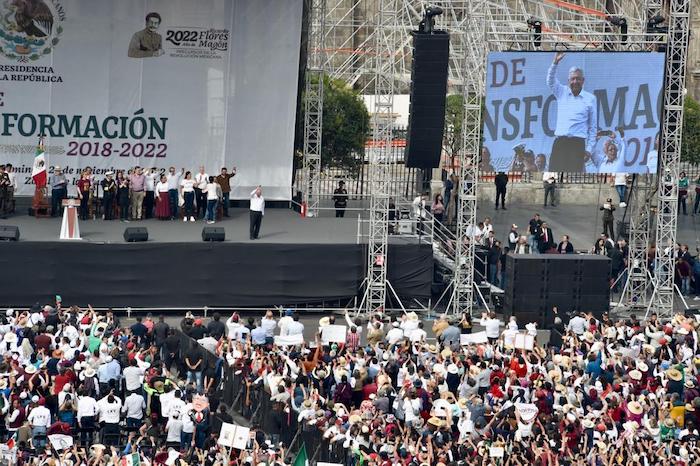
504,255,611,327
123,227,148,242
0,225,19,241
202,227,225,242
405,31,450,169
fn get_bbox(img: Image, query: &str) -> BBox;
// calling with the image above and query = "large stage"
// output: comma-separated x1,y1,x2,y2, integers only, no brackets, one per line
0,209,432,308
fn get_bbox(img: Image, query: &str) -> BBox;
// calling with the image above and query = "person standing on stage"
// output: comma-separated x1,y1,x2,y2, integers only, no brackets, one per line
180,171,196,222
0,165,10,219
166,166,182,220
204,176,222,224
333,181,348,217
546,52,597,172
194,166,209,220
494,171,508,210
215,167,236,218
600,197,616,239
129,166,146,220
101,172,117,220
49,166,68,217
249,185,264,240
155,174,171,220
5,164,16,216
116,171,130,222
76,170,91,221
144,167,157,219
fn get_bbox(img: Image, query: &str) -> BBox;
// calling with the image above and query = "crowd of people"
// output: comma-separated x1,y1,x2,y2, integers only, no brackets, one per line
3,301,700,466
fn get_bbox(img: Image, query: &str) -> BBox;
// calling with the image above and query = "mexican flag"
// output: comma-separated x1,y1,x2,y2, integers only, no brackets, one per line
121,453,140,466
293,443,309,466
32,137,47,187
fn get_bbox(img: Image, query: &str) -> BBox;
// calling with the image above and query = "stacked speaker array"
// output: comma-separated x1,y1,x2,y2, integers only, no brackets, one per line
504,255,611,328
405,31,450,169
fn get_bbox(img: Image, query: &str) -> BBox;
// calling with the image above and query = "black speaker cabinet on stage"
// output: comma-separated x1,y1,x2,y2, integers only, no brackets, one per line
123,227,148,242
202,227,225,242
504,255,611,328
405,30,450,169
0,225,19,241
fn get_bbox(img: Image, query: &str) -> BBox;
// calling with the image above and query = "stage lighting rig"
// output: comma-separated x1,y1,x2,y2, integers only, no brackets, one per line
607,16,628,43
418,5,444,34
526,17,542,48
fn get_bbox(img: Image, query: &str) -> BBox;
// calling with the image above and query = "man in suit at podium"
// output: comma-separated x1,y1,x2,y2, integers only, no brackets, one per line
538,222,555,253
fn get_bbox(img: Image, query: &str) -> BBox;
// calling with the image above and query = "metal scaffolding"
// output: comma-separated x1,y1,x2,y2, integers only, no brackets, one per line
302,0,327,218
450,1,486,316
622,176,654,309
651,0,691,316
361,0,399,313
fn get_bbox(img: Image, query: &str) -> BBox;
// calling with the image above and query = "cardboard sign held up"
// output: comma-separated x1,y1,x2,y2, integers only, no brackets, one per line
218,422,250,450
514,333,535,351
322,325,347,344
460,331,488,345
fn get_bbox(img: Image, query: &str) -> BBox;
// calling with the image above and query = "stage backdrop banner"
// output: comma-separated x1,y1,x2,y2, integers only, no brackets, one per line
483,51,665,174
0,0,302,200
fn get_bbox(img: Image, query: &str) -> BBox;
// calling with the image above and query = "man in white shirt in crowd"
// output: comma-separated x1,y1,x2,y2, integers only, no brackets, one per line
261,310,277,345
122,357,146,398
166,166,183,220
543,172,557,207
194,166,209,220
97,392,122,444
226,313,248,342
480,312,502,344
77,389,98,444
27,397,51,448
278,309,294,336
546,52,597,172
198,332,219,354
409,322,427,343
121,390,146,428
385,322,404,345
567,311,588,337
286,314,305,337
249,185,265,240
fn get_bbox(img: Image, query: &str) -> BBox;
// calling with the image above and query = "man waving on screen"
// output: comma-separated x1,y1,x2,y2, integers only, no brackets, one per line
546,52,597,172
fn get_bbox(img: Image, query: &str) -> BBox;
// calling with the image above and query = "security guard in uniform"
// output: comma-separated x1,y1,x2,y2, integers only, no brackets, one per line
101,171,117,220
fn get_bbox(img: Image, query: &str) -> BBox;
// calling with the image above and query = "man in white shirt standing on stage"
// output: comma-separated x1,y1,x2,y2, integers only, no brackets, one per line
546,52,597,172
166,166,183,220
194,166,209,220
250,185,265,240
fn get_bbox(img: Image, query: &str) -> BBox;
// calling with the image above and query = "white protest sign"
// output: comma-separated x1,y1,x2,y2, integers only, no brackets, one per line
489,446,505,458
274,334,304,347
460,331,488,345
48,434,74,451
515,402,539,422
322,325,347,344
318,463,344,466
218,422,250,450
514,333,535,351
218,422,236,448
502,329,517,349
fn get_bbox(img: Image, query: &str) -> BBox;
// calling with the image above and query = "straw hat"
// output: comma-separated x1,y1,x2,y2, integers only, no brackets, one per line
427,417,444,428
636,362,649,373
667,368,683,381
628,401,643,415
447,364,459,375
24,365,37,374
84,367,96,378
686,403,696,412
432,363,446,376
349,414,362,425
548,369,562,383
595,441,607,452
0,379,7,390
582,332,595,343
427,344,438,354
582,419,595,429
629,370,642,381
406,312,419,322
441,391,456,403
457,398,468,409
663,418,675,428
319,316,330,327
642,344,655,355
555,383,566,393
3,332,16,343
685,379,695,389
441,348,453,359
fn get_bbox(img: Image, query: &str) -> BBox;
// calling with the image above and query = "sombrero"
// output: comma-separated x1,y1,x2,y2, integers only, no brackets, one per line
667,368,683,381
628,401,643,415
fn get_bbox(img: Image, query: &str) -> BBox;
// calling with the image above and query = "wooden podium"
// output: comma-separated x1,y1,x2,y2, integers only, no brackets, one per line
60,198,81,240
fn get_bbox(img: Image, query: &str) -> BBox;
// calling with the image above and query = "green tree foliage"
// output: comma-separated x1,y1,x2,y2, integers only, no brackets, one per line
682,96,700,164
296,76,370,174
443,94,464,169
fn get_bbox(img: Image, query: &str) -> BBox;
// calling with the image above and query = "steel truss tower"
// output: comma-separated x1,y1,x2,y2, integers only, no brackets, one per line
362,0,398,313
302,0,326,218
450,1,486,316
652,0,691,316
